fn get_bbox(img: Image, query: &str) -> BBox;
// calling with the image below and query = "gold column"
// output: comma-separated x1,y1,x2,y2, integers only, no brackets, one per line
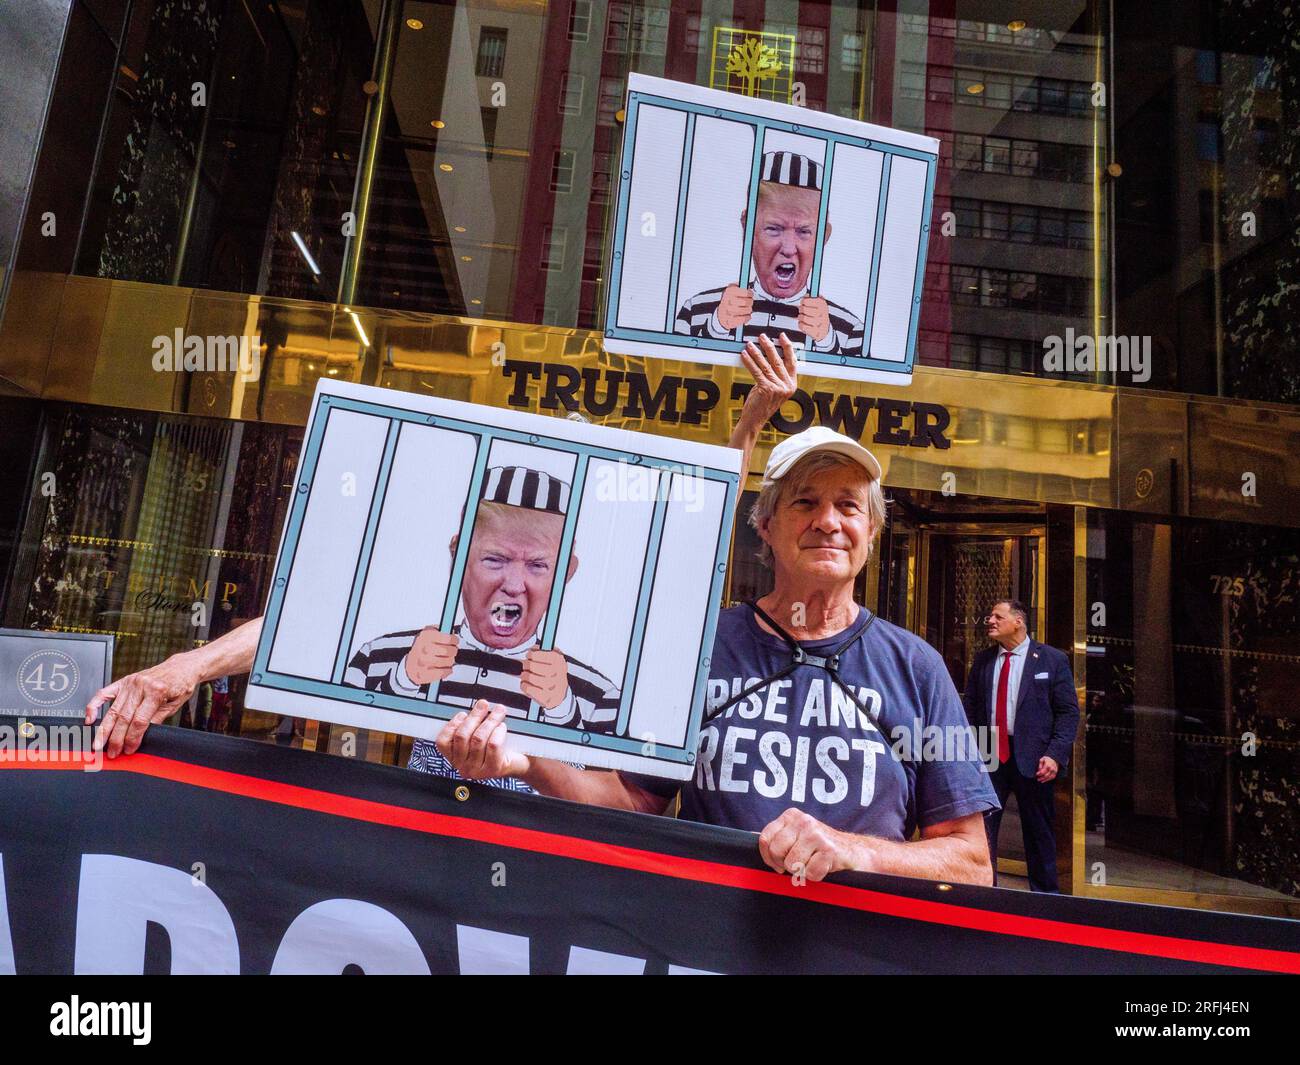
1070,505,1089,895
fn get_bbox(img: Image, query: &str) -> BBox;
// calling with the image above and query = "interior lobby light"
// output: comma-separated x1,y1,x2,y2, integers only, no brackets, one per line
405,18,424,30
460,255,472,262
965,82,985,95
1008,19,1027,32
453,225,467,233
290,231,321,276
439,163,454,172
430,119,445,129
346,308,370,348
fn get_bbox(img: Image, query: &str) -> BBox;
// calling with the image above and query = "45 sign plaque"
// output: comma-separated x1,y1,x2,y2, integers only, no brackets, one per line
0,630,113,719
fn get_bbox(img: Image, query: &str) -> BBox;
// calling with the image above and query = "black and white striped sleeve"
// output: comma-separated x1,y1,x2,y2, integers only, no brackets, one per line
343,631,428,697
538,657,623,735
675,287,733,340
810,298,865,357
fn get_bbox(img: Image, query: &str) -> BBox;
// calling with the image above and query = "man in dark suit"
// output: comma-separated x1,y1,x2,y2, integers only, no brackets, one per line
962,599,1080,892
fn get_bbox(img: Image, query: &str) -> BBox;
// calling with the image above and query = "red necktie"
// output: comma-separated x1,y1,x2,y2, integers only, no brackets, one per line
995,651,1012,765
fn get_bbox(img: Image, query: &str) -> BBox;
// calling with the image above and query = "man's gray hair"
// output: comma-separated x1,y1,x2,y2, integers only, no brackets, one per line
991,598,1029,626
749,451,886,568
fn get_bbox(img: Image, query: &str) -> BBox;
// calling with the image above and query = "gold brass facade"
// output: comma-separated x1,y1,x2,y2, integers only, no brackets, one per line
6,273,1299,533
2,274,1119,499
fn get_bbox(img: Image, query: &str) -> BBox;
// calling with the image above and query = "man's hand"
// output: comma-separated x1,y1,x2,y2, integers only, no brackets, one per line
738,332,799,428
757,808,871,882
85,656,203,758
798,295,831,343
729,332,799,509
1036,755,1059,783
522,648,570,710
717,284,754,330
435,700,531,780
406,627,460,685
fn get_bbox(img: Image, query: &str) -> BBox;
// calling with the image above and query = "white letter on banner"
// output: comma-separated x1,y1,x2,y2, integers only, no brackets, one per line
271,899,429,974
0,855,16,975
457,924,530,975
74,854,239,974
567,945,647,974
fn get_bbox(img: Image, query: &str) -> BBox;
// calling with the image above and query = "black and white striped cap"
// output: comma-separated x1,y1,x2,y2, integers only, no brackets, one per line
480,465,570,515
761,151,822,191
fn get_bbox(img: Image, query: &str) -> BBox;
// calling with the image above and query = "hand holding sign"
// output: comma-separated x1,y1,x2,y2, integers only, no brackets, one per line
522,647,571,710
717,284,755,330
436,700,532,779
406,627,460,685
739,333,799,426
88,657,203,758
758,807,868,883
732,332,800,490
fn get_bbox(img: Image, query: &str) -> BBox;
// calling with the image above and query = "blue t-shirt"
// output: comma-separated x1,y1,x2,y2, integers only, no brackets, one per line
659,605,998,840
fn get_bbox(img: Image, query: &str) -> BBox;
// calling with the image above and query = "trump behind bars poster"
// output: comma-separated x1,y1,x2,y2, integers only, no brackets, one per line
245,380,741,779
603,72,938,386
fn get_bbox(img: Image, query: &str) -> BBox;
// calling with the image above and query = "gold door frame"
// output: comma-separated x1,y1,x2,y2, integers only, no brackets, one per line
911,522,1047,646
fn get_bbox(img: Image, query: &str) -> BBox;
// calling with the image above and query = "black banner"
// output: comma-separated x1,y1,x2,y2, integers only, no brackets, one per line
2,723,1298,975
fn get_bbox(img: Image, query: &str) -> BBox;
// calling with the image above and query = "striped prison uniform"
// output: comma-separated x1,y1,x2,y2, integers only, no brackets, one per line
674,278,864,356
344,624,619,793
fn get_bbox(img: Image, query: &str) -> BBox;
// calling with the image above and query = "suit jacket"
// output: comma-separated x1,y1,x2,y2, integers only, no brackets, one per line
962,640,1080,778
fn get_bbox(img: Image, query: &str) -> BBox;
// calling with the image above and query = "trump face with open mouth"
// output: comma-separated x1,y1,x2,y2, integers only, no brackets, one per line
457,468,577,651
749,179,825,300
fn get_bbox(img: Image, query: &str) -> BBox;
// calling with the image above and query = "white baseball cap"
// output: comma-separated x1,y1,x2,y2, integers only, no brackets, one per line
763,426,883,483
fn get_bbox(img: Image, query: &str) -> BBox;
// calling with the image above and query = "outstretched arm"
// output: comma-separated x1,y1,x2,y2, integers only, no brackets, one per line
85,616,264,758
729,332,799,486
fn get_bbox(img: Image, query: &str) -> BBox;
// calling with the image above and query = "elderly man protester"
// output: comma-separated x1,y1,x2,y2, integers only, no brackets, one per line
436,335,998,885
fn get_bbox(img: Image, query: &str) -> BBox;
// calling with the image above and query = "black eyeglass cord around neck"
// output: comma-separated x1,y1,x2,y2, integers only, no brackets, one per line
703,601,881,730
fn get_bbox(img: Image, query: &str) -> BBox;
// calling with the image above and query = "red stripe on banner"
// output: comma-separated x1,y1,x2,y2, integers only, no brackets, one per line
6,749,1299,974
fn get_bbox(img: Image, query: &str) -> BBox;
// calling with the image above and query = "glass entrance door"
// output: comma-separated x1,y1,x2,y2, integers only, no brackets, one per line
923,530,1045,692
878,508,1047,881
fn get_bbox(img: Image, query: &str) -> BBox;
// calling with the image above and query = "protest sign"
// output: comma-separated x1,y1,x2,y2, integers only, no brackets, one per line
603,73,938,385
4,730,1299,975
246,380,740,778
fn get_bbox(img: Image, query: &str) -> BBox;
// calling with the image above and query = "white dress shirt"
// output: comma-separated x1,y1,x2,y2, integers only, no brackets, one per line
990,636,1030,736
